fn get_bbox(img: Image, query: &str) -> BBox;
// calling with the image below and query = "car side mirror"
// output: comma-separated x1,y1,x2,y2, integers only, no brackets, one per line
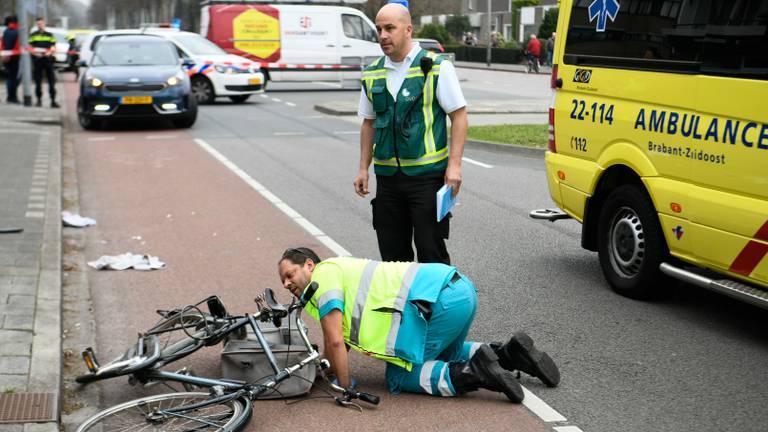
181,58,195,67
76,59,87,67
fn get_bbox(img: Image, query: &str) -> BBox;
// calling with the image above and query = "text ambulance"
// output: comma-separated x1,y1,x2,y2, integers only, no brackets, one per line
532,0,768,308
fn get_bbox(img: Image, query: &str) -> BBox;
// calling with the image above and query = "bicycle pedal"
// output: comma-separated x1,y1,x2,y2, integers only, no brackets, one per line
81,347,100,372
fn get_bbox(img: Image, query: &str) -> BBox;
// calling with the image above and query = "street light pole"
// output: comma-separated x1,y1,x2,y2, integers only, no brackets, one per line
485,0,491,67
17,0,34,106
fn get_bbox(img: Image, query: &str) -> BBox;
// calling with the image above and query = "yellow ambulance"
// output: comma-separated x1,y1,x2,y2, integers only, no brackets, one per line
532,0,768,308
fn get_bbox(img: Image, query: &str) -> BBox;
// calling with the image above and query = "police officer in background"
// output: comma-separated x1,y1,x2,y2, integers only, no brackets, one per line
29,18,59,108
1,15,21,104
354,2,468,265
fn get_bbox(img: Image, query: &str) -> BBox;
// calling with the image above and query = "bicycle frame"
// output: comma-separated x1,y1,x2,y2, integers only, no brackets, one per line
131,311,320,393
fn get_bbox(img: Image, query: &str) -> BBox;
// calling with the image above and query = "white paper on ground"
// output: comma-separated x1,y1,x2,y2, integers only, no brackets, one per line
87,253,166,271
62,211,97,227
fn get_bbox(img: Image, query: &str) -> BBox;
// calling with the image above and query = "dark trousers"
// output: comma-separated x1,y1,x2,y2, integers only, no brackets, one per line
372,172,450,264
4,58,20,102
32,58,56,101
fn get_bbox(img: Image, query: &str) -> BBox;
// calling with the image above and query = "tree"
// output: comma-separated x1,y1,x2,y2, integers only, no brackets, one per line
416,23,452,45
537,7,558,39
444,14,470,39
511,0,540,41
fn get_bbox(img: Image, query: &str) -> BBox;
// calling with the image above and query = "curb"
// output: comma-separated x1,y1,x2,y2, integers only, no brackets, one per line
454,62,553,75
313,105,548,116
466,139,546,158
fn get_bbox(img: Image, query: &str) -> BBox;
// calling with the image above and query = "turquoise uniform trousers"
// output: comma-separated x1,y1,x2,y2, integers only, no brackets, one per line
385,273,482,396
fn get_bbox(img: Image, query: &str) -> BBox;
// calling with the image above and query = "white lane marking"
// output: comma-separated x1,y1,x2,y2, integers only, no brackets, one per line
30,187,45,194
274,132,306,136
145,135,179,140
312,81,342,88
27,203,45,209
194,138,350,256
87,136,115,142
28,195,45,201
271,98,282,102
554,427,585,432
334,131,359,135
461,157,493,168
521,386,567,422
260,94,269,98
285,102,296,107
194,138,577,430
25,211,44,218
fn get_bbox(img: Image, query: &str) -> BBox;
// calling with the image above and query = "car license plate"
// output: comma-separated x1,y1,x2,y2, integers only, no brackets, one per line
248,78,261,85
121,96,152,105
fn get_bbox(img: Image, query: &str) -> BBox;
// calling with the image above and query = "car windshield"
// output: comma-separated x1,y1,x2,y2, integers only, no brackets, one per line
174,34,226,56
93,40,178,66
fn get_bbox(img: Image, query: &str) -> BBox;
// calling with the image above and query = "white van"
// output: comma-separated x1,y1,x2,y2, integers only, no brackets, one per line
200,1,382,85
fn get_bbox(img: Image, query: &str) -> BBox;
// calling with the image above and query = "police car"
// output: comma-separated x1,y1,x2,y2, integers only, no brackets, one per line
80,28,264,104
532,0,768,308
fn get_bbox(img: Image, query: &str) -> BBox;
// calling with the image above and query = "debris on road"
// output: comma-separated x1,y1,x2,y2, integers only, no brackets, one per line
62,211,97,227
87,253,166,271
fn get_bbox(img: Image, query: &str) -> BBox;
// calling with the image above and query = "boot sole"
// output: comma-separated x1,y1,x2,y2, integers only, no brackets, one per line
475,345,525,403
507,332,560,387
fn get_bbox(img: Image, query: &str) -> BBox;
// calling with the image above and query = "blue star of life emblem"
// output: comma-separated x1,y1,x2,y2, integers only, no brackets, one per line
588,0,620,32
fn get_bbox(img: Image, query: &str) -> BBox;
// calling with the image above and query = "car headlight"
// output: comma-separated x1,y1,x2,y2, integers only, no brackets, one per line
88,77,103,88
166,76,180,86
214,64,233,74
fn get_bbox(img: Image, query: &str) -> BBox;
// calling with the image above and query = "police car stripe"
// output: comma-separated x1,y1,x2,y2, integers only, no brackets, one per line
385,264,421,356
729,220,768,277
349,260,379,345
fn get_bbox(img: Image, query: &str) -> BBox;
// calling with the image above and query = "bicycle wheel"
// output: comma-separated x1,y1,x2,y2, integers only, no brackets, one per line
147,308,213,361
76,392,252,432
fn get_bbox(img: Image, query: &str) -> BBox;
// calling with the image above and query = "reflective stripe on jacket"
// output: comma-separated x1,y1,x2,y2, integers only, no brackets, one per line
362,49,449,176
303,257,456,370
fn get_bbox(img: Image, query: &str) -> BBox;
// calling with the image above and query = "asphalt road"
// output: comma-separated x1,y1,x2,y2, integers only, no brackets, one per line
66,68,768,432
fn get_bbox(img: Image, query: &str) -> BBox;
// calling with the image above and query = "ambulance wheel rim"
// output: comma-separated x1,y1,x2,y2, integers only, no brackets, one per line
608,206,645,277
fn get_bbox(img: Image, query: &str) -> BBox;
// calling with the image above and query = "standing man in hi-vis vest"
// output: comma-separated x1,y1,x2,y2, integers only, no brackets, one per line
354,2,467,265
278,248,560,403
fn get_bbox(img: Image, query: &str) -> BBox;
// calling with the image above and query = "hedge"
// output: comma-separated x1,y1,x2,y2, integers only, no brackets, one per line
444,46,524,64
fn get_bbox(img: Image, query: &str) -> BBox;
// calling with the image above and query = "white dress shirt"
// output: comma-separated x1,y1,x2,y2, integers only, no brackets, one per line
358,42,467,119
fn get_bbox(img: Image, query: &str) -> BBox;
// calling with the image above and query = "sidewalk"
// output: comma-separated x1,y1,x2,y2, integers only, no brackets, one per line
0,82,63,432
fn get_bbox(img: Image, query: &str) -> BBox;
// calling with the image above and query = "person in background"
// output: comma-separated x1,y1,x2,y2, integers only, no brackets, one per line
29,17,59,108
546,32,555,66
1,15,21,104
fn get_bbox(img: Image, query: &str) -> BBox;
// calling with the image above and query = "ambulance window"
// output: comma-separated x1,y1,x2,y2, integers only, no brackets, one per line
343,14,375,41
564,0,768,79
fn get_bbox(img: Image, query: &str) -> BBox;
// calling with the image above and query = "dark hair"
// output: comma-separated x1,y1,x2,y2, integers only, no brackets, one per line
4,15,17,25
279,247,321,266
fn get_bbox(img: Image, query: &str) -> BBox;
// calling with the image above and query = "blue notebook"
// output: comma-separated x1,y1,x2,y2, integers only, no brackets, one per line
436,184,455,222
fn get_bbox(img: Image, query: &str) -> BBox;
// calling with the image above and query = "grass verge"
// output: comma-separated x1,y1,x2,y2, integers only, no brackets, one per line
466,124,548,148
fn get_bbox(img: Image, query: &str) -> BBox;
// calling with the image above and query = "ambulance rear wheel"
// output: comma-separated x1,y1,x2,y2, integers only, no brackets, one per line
597,184,669,299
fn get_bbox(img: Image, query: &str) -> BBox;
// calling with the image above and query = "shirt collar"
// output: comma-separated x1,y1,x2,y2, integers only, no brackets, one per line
384,43,421,69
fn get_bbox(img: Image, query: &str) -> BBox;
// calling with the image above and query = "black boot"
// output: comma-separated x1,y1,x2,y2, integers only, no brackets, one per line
490,332,560,387
449,344,524,403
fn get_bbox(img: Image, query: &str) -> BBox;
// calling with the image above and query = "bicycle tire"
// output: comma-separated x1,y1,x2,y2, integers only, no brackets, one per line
76,392,252,432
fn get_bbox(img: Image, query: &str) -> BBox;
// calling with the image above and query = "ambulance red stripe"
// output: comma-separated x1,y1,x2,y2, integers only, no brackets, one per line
729,221,768,277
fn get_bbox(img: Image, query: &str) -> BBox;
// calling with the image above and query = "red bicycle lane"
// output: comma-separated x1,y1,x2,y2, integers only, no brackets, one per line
62,81,552,432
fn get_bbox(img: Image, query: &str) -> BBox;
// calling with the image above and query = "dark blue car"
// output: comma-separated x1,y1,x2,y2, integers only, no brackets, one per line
77,34,197,130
